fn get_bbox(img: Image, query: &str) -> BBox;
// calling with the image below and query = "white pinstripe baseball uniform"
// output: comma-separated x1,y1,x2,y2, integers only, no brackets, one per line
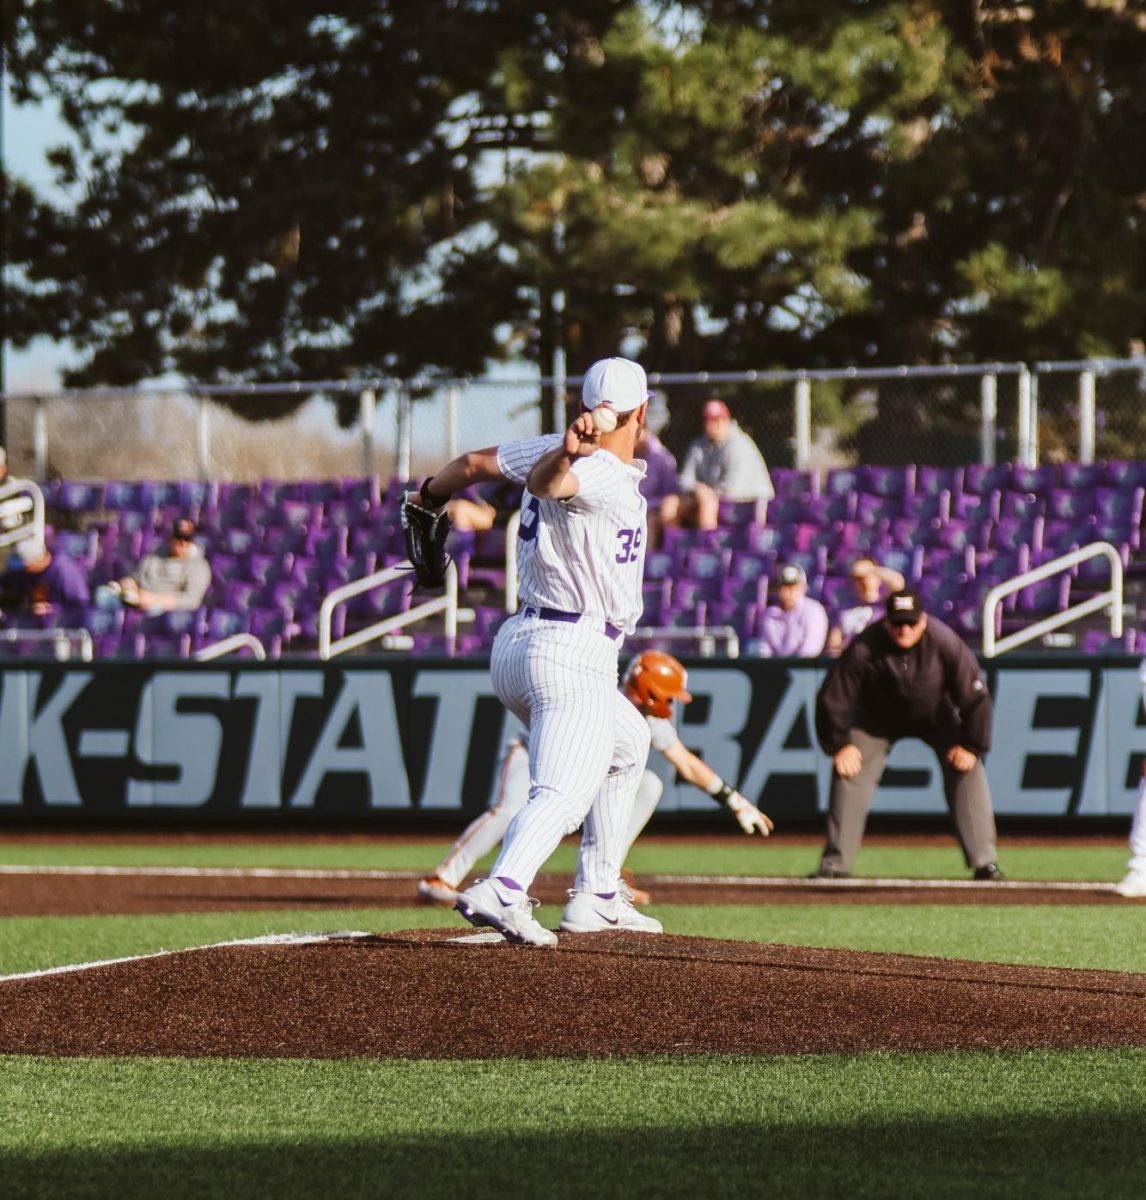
485,433,651,895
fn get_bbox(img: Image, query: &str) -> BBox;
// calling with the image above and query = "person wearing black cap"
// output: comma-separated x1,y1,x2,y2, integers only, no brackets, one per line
96,516,212,614
811,589,1003,881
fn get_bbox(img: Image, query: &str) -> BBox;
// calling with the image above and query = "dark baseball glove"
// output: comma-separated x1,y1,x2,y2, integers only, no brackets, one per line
401,493,451,589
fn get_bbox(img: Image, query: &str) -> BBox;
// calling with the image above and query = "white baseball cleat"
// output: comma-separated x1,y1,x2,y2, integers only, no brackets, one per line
454,878,558,947
1114,869,1146,898
559,890,663,934
417,876,458,906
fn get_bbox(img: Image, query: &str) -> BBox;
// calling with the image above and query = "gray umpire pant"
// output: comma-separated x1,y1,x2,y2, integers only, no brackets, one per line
819,726,998,875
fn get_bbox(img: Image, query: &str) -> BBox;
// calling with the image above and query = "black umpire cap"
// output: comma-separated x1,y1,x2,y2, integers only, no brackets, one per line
885,589,923,625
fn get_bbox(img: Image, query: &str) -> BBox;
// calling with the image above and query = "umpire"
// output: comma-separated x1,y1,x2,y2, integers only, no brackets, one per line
811,589,1003,881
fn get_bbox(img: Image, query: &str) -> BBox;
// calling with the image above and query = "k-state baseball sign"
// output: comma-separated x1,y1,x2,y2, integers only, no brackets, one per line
0,658,1142,820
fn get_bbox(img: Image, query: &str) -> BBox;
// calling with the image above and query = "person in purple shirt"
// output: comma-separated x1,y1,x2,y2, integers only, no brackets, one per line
0,535,91,616
634,391,680,549
754,563,828,657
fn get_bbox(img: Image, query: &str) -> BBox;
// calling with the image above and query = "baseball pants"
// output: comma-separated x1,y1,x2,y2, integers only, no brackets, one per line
818,726,998,874
487,611,651,894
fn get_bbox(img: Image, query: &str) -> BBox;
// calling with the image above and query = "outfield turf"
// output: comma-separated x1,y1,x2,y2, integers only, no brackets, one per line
2,1051,1146,1199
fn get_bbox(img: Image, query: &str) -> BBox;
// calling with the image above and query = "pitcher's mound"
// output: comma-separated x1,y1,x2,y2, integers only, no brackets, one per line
2,929,1144,1059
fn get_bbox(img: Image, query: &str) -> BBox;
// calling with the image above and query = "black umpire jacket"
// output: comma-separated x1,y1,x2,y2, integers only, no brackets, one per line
815,615,994,758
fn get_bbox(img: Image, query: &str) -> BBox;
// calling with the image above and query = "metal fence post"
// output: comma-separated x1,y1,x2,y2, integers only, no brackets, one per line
196,393,210,480
359,388,376,477
794,377,811,471
1017,366,1033,467
979,373,997,466
33,398,47,479
445,386,460,462
396,385,413,481
1078,369,1096,465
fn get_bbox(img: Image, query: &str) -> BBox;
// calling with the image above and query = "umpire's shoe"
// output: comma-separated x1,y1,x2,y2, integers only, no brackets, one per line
972,864,1006,881
558,890,663,934
455,878,558,947
807,866,849,880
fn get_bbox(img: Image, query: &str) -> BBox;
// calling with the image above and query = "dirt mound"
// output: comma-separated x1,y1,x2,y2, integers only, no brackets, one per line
2,930,1144,1059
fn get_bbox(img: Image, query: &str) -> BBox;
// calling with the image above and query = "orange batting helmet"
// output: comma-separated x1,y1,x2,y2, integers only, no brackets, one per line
622,650,693,719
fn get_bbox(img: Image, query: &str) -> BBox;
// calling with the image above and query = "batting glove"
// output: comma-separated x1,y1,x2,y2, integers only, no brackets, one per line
727,792,773,837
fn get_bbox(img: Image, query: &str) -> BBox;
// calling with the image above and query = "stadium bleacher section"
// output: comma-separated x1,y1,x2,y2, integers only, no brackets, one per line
1,463,1143,658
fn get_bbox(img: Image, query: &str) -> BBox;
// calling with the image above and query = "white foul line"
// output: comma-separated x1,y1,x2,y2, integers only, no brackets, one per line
0,863,1120,891
0,864,424,880
646,874,1120,892
0,930,371,985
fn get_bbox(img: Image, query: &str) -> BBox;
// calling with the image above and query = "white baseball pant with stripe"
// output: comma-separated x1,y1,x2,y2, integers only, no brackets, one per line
433,740,663,890
486,610,651,894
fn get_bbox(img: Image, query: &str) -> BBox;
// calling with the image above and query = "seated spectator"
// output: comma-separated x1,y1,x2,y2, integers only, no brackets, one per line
635,393,679,549
0,446,29,572
0,534,91,616
826,557,907,656
663,398,774,531
446,479,524,537
753,563,828,658
95,516,212,614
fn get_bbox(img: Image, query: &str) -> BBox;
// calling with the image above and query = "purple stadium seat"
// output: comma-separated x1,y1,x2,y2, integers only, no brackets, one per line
249,608,295,644
720,575,768,609
717,498,764,528
641,580,669,624
988,518,1042,554
1014,576,1070,615
204,608,251,641
916,466,963,497
998,491,1046,520
743,527,786,557
805,493,856,523
1046,490,1095,521
82,606,124,637
961,464,1012,496
1039,517,1097,555
54,481,103,512
1010,465,1059,494
179,480,219,510
865,465,915,499
101,479,158,512
949,490,1000,522
214,527,257,557
1059,463,1107,490
310,526,350,561
707,599,758,638
262,500,321,531
921,546,974,580
770,468,818,501
261,526,311,557
824,466,865,497
973,548,1031,581
133,633,192,658
300,480,342,506
903,492,950,522
643,551,675,582
140,609,204,639
874,545,925,582
855,493,901,525
671,578,722,609
1093,486,1145,521
764,498,809,528
819,575,855,614
1104,461,1146,489
679,548,728,583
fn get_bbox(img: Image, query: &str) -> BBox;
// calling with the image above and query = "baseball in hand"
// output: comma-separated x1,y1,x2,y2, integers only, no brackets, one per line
591,404,618,434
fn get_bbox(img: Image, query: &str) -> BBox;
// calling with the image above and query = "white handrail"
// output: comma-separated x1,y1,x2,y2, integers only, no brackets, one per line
318,559,458,660
982,541,1123,658
194,634,267,661
0,626,93,661
0,479,46,550
624,624,741,659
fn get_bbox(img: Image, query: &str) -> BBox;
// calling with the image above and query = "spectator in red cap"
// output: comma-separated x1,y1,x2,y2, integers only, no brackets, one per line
662,397,773,531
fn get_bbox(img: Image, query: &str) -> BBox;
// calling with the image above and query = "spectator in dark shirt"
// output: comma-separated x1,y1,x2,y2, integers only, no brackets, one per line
635,398,679,550
0,535,91,616
811,589,1003,881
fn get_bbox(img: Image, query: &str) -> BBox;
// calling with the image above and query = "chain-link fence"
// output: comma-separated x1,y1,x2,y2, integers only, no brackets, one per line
3,358,1145,482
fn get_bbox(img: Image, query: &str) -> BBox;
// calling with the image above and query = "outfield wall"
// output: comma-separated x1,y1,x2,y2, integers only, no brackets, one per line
0,657,1142,822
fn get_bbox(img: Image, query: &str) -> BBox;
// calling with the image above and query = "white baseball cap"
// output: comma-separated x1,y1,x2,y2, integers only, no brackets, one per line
581,357,650,414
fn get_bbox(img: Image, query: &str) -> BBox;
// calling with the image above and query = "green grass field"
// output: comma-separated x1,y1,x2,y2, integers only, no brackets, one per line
2,837,1144,1198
